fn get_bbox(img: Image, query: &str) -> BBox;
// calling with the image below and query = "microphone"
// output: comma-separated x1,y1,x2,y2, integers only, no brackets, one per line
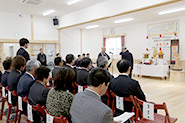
109,52,114,54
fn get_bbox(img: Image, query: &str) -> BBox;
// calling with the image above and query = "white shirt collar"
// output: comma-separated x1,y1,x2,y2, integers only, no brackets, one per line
21,46,27,51
86,88,100,99
79,67,88,71
67,64,73,68
26,72,35,80
120,73,128,76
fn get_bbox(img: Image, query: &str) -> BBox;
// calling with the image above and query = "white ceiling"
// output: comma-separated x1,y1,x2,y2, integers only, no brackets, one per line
75,0,185,29
0,0,106,17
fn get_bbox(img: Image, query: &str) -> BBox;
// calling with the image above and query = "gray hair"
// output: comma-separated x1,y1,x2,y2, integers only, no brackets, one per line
26,59,41,72
97,56,108,68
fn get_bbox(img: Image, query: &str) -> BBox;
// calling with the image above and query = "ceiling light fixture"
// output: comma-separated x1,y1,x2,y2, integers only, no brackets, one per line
86,25,99,29
158,7,185,15
114,18,134,23
67,0,82,5
43,10,55,16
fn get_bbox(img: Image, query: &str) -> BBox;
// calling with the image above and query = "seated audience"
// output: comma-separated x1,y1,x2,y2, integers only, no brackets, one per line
1,58,12,87
52,57,63,78
70,68,118,123
65,54,76,69
28,66,50,106
97,56,114,79
17,59,40,97
74,54,81,67
46,67,75,122
87,53,90,58
110,59,146,115
28,66,50,123
8,55,26,91
77,57,92,86
82,53,85,58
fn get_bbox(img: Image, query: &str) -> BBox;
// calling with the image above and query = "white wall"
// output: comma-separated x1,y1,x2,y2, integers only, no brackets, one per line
60,28,81,59
0,11,58,58
59,0,170,28
33,16,58,40
60,15,185,60
0,11,31,39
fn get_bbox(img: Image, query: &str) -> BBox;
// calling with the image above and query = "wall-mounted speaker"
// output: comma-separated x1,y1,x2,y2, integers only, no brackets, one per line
53,18,59,26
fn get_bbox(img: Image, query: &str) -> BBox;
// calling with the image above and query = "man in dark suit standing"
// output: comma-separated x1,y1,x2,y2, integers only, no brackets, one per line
37,48,47,66
17,38,30,62
110,59,146,116
120,46,133,78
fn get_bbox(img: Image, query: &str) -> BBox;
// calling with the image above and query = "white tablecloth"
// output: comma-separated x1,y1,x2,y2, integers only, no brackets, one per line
133,64,169,78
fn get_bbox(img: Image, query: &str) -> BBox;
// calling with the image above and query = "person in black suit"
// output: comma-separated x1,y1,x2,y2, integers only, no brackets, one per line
16,38,30,62
110,59,146,116
8,55,26,91
28,66,50,123
37,48,47,66
74,54,81,67
17,59,40,97
77,57,92,86
97,47,110,65
7,56,26,107
52,57,63,78
1,58,12,87
120,46,133,78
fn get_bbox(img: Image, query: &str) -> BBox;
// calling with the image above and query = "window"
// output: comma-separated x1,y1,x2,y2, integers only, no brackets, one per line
105,37,121,55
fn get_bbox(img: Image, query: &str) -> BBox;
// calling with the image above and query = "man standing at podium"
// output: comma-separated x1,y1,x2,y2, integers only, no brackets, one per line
97,47,110,65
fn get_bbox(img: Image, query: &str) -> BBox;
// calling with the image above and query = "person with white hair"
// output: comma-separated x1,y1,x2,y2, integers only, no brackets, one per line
17,59,41,97
120,46,133,78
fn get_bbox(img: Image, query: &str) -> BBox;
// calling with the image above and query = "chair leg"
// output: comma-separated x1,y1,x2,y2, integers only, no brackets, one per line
6,105,11,123
17,111,21,123
13,109,18,123
0,98,5,120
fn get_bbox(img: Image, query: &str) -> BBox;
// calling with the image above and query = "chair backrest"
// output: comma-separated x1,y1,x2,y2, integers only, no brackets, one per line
134,96,171,123
108,91,136,115
72,82,88,94
43,106,69,123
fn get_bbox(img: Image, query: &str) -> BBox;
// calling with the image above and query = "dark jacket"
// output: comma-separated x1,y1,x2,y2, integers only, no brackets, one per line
1,71,10,87
8,69,22,91
120,50,133,69
110,74,146,114
52,66,61,78
37,53,47,66
17,72,35,97
77,68,89,86
17,47,30,62
28,81,49,106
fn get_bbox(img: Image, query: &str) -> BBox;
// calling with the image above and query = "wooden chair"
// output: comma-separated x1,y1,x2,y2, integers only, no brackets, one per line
43,106,69,123
110,91,137,121
26,102,46,123
46,78,53,89
0,84,7,120
17,96,28,123
5,87,19,123
72,82,88,95
134,96,178,123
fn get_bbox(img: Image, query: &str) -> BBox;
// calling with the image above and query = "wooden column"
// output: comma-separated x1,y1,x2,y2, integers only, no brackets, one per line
58,30,61,54
30,15,34,40
80,28,83,54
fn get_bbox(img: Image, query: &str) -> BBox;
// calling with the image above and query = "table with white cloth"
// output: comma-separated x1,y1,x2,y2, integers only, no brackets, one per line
133,64,169,79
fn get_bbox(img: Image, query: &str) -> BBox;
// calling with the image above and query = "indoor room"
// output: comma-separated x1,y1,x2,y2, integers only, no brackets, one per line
0,0,184,123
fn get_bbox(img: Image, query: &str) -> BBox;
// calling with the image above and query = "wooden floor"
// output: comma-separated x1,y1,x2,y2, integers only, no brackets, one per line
0,76,184,123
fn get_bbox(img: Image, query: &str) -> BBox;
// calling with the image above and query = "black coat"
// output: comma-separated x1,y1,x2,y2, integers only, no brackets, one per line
120,50,133,69
37,53,47,66
8,69,22,91
77,68,89,86
110,75,146,114
17,47,30,62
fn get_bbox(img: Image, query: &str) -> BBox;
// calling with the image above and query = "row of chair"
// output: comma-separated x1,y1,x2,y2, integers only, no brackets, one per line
71,82,177,123
0,83,69,123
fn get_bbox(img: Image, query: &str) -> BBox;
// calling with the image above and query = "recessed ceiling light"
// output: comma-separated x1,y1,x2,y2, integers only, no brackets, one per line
43,10,55,16
158,7,185,15
114,18,134,23
67,0,82,5
86,25,99,29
